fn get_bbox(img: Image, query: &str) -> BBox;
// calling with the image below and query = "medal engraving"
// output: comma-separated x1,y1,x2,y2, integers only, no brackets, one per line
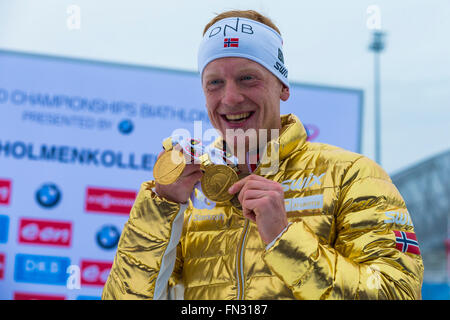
201,165,238,202
153,149,186,185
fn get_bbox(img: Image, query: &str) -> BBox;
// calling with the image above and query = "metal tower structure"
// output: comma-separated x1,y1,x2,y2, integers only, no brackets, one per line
369,31,386,165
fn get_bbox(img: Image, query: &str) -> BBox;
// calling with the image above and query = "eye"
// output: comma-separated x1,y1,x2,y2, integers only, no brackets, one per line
205,79,223,91
241,75,254,81
208,79,223,86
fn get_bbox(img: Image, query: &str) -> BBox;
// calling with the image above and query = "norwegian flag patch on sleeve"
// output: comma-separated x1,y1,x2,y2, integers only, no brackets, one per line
393,230,421,255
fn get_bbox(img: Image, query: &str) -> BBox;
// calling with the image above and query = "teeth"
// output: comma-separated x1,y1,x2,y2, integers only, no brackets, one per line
225,112,251,121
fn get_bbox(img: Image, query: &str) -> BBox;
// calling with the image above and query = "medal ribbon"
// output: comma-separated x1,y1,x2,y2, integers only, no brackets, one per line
166,136,240,169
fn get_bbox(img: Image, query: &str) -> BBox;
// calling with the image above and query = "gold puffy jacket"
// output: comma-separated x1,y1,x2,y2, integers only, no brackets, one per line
102,114,424,300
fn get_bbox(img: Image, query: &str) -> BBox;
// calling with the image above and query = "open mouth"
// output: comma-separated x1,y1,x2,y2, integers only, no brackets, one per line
221,111,255,124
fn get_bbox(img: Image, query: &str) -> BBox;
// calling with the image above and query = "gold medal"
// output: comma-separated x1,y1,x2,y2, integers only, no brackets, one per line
201,164,238,203
153,137,186,185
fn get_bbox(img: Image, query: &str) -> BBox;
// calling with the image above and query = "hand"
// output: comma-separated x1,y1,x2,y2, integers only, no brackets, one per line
228,174,288,244
155,148,203,204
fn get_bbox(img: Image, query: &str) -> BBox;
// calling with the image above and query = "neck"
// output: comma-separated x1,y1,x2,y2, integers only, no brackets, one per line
222,124,281,167
233,148,260,175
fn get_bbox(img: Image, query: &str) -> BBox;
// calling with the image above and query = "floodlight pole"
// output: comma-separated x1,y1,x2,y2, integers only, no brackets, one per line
369,31,386,166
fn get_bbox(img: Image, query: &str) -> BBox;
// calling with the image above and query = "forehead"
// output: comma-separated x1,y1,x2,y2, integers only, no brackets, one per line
202,57,269,78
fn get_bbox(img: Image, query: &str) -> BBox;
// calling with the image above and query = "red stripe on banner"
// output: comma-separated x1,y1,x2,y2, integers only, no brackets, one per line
0,179,11,205
18,218,72,247
85,187,136,215
14,292,65,300
80,260,113,287
0,253,4,280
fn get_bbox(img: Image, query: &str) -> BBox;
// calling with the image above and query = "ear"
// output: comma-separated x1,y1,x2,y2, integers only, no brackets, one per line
280,85,290,101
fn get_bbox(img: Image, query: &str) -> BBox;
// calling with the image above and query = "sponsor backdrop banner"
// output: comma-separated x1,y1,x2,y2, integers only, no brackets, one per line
0,50,362,299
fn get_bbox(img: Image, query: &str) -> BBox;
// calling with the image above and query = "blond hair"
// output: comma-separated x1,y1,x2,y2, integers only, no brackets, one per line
203,9,281,36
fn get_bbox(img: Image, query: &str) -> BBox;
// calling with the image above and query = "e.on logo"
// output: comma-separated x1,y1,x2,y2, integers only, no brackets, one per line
80,260,112,287
85,187,136,215
0,179,11,205
18,218,72,247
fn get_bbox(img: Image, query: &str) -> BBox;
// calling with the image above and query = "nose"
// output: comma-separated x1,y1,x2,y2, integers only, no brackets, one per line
221,81,244,107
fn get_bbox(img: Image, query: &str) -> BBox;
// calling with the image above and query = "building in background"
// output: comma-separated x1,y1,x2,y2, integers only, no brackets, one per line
392,149,450,300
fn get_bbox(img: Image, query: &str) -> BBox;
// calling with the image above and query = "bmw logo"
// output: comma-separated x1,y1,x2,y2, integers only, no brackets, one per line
35,183,61,208
118,119,134,135
96,225,121,250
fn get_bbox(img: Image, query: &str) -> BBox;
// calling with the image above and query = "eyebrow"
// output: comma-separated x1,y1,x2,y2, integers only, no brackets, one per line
203,68,264,81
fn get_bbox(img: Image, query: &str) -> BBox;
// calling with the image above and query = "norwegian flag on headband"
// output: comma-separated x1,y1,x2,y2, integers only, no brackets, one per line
224,38,239,48
393,230,421,255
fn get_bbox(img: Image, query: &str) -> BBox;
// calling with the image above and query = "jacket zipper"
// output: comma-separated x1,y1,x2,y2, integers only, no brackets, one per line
236,219,250,300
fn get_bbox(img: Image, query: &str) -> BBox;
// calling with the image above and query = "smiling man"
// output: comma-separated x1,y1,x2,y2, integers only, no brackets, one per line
102,10,423,300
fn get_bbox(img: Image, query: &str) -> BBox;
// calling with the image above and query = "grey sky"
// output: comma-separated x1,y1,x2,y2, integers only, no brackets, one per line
0,0,449,174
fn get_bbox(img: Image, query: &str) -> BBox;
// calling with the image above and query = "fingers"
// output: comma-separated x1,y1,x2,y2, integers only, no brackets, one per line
181,169,203,184
242,197,258,221
157,149,165,159
243,207,256,222
240,191,278,220
228,174,252,194
238,189,266,206
229,174,277,194
154,145,202,204
180,163,202,178
230,175,282,196
231,175,285,224
228,175,252,194
178,165,203,188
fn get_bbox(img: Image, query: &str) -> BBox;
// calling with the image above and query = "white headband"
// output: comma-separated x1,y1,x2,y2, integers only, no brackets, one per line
198,17,289,88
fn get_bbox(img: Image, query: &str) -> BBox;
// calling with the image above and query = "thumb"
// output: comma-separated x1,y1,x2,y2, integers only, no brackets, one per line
243,207,256,222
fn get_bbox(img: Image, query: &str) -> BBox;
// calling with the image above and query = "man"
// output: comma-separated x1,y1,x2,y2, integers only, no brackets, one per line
102,10,423,300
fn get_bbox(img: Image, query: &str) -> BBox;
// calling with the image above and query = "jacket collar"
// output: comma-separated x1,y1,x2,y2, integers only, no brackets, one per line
279,113,307,159
257,113,307,174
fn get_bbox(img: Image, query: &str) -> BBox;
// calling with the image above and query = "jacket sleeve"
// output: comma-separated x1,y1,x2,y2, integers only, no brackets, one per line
102,181,187,300
262,156,424,300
